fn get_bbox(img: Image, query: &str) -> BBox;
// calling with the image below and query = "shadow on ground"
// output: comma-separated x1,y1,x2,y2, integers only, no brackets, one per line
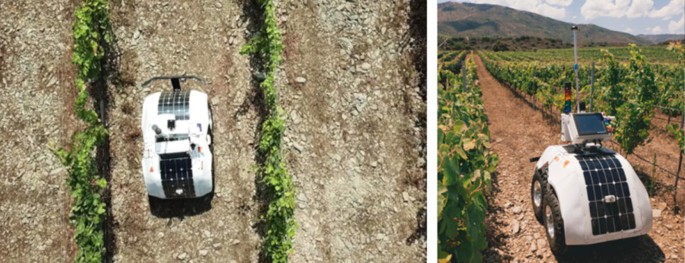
554,235,665,263
148,194,214,218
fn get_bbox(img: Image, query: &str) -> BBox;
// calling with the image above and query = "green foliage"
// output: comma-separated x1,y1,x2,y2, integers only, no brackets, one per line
598,49,623,115
245,0,296,262
72,0,112,82
661,42,685,117
489,46,682,64
667,124,685,154
53,0,112,262
613,45,659,154
438,56,498,262
481,45,672,155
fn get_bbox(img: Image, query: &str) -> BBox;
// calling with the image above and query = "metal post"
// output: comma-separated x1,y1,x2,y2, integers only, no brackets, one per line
589,62,595,112
572,26,580,113
675,68,685,213
462,60,467,92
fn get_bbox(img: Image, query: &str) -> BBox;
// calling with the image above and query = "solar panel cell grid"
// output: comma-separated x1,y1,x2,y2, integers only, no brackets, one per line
578,154,636,235
159,153,195,198
158,90,190,120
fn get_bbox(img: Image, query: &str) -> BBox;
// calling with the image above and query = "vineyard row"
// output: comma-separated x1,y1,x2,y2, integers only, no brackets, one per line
54,0,113,261
481,45,684,155
241,0,296,262
53,0,299,261
438,54,499,262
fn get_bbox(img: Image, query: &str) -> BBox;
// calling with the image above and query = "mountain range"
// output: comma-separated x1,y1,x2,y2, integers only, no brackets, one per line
438,2,661,46
638,34,685,44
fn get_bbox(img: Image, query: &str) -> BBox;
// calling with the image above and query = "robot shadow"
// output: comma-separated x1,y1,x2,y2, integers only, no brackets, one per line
554,235,665,263
148,193,214,218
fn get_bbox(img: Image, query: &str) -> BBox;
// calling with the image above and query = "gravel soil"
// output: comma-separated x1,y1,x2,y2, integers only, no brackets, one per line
275,0,426,261
0,1,79,261
473,54,684,263
0,1,425,261
107,0,426,262
107,1,261,262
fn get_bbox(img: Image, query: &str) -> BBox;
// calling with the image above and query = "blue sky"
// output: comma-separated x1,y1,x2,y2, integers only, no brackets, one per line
439,0,685,35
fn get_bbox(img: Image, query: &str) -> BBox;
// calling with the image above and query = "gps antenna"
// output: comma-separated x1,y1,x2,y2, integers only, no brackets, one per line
572,25,580,113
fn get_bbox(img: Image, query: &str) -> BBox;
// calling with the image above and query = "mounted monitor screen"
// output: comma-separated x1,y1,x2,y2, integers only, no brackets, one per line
573,113,608,136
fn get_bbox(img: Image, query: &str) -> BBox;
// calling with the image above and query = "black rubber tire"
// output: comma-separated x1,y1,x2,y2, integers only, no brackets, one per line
531,169,545,224
148,195,162,213
206,126,214,194
543,188,568,256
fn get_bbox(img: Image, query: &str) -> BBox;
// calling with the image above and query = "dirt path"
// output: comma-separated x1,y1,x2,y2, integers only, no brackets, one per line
473,54,684,263
108,1,260,262
276,0,426,261
0,1,79,261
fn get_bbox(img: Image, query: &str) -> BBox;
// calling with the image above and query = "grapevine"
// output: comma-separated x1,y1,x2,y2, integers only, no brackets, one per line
53,0,113,262
438,54,498,262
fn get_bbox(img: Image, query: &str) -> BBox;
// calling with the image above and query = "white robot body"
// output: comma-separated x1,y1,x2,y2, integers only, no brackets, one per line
531,112,652,253
141,80,213,199
534,145,652,245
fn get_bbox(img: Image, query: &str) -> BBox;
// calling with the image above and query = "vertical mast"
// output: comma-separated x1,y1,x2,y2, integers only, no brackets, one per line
572,26,580,112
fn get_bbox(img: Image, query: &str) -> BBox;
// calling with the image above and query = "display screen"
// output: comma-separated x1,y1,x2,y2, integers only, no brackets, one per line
573,113,608,135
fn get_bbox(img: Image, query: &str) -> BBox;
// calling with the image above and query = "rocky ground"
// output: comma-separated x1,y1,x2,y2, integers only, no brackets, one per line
1,1,425,261
473,53,684,263
107,1,262,262
106,0,426,262
0,1,80,261
276,0,426,261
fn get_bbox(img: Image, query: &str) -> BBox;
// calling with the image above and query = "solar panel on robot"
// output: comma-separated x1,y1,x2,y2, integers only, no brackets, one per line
158,90,190,120
159,152,196,198
577,154,636,235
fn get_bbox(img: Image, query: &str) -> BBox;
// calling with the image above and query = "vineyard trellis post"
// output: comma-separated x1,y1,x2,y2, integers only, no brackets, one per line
589,62,595,112
675,68,684,213
462,60,467,91
572,26,580,112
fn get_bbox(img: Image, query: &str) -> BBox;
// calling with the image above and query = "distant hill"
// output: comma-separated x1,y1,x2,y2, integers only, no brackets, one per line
438,2,651,47
638,34,685,44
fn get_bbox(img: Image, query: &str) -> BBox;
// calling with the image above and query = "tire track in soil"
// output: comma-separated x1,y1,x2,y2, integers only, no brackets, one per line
473,54,683,263
108,1,260,262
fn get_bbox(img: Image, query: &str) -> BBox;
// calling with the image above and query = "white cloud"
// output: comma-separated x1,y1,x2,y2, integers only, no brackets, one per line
467,0,572,18
625,27,634,33
651,0,685,19
580,0,631,20
544,0,573,5
668,15,685,33
626,0,654,18
581,0,685,20
536,3,567,18
651,25,663,33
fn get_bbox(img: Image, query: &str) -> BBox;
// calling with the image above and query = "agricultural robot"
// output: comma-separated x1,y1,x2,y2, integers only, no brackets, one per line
140,76,214,200
529,26,653,256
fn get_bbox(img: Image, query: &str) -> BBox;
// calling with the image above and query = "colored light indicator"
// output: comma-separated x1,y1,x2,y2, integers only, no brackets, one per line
563,82,572,113
604,117,613,133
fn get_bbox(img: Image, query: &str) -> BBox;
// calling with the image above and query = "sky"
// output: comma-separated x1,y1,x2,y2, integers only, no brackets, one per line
438,0,685,35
